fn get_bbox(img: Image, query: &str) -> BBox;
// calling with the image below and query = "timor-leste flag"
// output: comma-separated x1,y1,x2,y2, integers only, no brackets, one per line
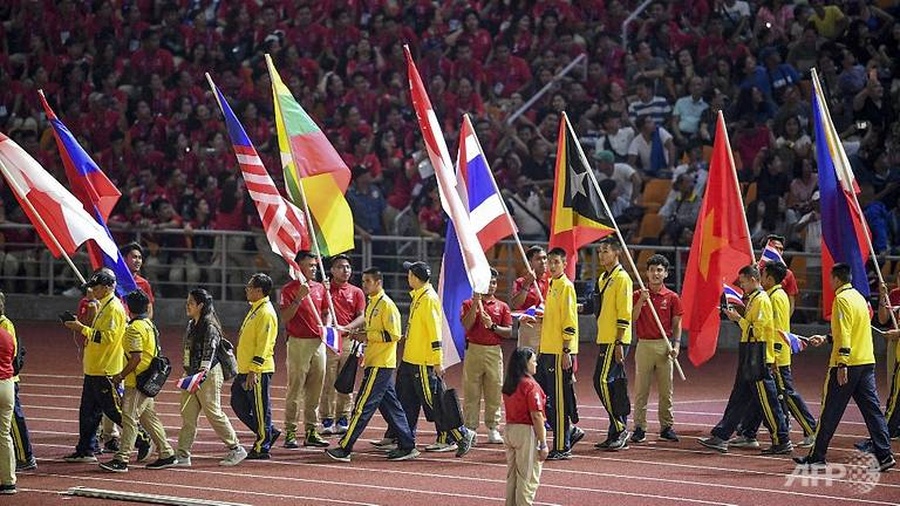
549,113,615,279
682,111,754,367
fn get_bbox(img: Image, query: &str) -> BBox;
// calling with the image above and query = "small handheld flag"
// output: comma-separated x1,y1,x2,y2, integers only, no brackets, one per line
778,330,809,354
760,243,785,265
322,325,341,353
176,370,207,393
722,283,745,307
512,303,545,319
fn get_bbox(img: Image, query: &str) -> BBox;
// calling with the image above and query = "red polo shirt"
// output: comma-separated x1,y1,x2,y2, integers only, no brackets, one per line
280,280,328,339
330,282,366,327
512,273,550,310
504,376,546,425
633,286,683,339
461,297,513,346
134,274,155,304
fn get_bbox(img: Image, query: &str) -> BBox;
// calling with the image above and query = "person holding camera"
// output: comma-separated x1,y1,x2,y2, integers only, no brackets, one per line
99,290,175,473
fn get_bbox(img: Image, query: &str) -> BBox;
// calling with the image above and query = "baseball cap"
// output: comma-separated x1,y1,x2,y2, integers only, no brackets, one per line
593,149,614,163
403,261,431,282
85,269,116,288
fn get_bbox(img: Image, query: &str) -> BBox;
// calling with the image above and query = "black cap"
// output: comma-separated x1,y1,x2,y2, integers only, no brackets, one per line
85,270,116,288
403,261,431,282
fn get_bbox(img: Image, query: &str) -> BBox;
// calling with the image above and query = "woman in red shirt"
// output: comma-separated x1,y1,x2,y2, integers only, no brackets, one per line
502,347,548,506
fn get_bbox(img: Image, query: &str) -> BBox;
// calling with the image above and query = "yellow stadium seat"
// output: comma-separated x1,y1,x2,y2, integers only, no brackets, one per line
744,182,758,205
636,213,664,242
641,178,672,213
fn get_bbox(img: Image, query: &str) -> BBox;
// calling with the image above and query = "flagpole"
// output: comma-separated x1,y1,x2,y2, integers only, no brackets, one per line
207,71,328,334
810,69,898,330
0,156,87,285
716,111,756,259
462,114,544,305
563,113,686,381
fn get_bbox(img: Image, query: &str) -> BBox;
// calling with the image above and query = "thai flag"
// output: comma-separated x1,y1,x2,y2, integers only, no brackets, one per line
811,70,871,319
321,325,341,353
778,330,809,354
760,243,785,265
722,283,745,307
39,91,137,296
512,303,545,319
176,370,207,393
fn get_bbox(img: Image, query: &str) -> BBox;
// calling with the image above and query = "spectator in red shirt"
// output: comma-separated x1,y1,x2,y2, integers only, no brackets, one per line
502,347,548,505
416,183,445,239
461,268,513,444
120,242,155,318
630,254,683,444
486,40,533,99
129,29,175,83
457,10,493,62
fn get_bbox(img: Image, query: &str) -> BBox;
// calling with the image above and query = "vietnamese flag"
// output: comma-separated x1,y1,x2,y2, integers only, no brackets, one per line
682,112,754,367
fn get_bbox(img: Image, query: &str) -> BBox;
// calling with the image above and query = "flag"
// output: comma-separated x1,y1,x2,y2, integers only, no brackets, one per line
512,303,545,319
39,91,137,296
265,55,354,257
207,75,310,279
406,46,493,298
548,113,616,279
321,325,341,353
438,116,518,367
177,370,207,393
0,132,120,262
722,283,745,307
811,69,871,319
778,330,809,354
682,112,755,367
760,243,785,265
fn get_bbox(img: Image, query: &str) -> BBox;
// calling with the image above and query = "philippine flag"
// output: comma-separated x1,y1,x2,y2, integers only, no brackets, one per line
177,371,207,393
722,283,745,307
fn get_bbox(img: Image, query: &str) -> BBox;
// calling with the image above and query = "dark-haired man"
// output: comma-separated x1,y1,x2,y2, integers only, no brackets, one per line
757,235,798,316
511,246,549,351
796,264,895,471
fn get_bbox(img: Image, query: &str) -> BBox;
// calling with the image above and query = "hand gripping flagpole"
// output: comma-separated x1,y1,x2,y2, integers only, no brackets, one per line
810,69,898,331
0,156,87,286
462,114,544,305
563,112,686,381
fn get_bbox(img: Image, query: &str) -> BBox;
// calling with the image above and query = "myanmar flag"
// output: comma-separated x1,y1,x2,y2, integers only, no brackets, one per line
549,113,615,279
265,55,354,257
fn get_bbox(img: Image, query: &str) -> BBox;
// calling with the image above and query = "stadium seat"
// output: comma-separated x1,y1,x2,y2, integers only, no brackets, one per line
640,178,672,213
744,182,758,205
635,213,664,242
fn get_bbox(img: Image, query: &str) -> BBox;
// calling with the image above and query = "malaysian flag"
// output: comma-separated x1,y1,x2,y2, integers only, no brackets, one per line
760,243,785,265
176,370,207,393
722,283,745,307
207,74,309,279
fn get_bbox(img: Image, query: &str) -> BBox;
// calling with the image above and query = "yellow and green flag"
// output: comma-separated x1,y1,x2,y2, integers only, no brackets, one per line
266,55,354,256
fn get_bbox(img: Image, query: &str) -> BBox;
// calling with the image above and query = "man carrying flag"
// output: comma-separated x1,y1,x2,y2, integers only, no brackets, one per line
511,246,550,351
757,235,799,316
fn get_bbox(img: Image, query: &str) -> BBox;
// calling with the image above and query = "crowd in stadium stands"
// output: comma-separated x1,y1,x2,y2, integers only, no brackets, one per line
1,0,900,297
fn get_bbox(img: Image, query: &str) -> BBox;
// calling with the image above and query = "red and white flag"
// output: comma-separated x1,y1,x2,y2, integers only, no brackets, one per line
0,132,119,260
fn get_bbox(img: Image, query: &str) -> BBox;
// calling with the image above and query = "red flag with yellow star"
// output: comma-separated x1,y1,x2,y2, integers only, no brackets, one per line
682,112,754,366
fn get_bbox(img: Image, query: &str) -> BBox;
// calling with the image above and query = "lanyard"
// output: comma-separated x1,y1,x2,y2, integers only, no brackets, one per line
239,301,265,336
365,294,386,329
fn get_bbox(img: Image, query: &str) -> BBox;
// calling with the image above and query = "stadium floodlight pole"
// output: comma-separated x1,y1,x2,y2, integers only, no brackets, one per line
462,113,544,305
563,112,686,381
0,155,86,286
811,69,897,331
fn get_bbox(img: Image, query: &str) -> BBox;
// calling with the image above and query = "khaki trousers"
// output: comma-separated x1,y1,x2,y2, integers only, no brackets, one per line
318,337,354,420
516,321,542,351
177,365,239,458
284,338,326,432
633,339,674,430
0,378,14,487
463,343,504,430
115,387,174,462
504,423,542,506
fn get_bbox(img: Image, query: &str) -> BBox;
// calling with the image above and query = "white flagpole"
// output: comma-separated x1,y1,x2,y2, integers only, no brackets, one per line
563,113,686,381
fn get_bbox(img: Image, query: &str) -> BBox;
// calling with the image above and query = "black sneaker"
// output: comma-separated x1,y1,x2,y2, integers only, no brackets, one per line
607,431,630,451
63,452,98,463
877,454,896,473
630,428,647,443
456,429,476,458
761,441,793,455
16,457,37,472
270,428,281,447
99,459,129,473
0,484,16,495
698,436,728,453
546,450,572,461
793,455,827,469
325,447,352,463
284,429,300,449
103,438,120,453
304,429,330,448
245,449,271,460
594,438,613,449
569,426,585,447
854,438,875,453
659,427,680,442
136,435,152,462
386,447,420,461
145,455,177,469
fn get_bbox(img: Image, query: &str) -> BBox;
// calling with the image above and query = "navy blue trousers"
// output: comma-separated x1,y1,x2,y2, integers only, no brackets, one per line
76,375,122,455
339,366,414,451
396,361,465,444
711,355,789,446
593,344,629,439
741,365,817,438
231,372,276,453
807,364,892,462
12,383,33,463
885,360,900,437
535,353,576,452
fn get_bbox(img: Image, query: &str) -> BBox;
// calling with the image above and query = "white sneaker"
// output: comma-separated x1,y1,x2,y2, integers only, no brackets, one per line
727,436,760,449
797,435,816,448
175,456,191,467
219,446,247,466
487,428,504,444
424,442,458,453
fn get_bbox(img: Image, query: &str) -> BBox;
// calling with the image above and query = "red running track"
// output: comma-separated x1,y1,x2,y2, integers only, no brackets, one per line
9,322,900,505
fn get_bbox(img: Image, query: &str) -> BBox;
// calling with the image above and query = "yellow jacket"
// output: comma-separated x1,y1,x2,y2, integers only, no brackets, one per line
738,288,776,365
830,284,875,367
81,292,127,376
364,290,402,368
596,264,633,345
767,285,792,367
236,297,278,374
540,274,579,355
403,283,443,366
122,318,158,388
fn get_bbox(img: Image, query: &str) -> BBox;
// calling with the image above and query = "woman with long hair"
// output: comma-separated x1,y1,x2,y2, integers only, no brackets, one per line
502,347,547,506
176,288,247,467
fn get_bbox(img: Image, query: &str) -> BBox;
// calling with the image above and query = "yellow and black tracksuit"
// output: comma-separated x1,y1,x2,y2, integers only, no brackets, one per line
535,274,578,453
592,264,633,440
75,293,128,456
231,296,278,454
338,290,415,452
807,284,893,462
1,316,32,466
710,288,789,446
740,284,817,439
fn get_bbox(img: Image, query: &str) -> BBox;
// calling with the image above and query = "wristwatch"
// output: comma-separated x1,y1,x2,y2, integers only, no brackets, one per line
562,347,571,354
490,323,498,331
